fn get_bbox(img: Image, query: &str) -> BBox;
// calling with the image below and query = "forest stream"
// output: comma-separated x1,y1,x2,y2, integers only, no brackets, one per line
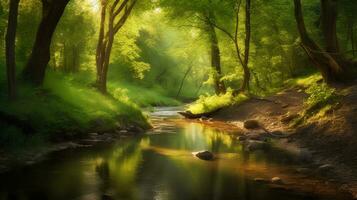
0,107,353,200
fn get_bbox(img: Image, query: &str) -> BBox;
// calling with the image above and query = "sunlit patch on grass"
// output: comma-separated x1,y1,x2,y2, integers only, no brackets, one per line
187,90,248,114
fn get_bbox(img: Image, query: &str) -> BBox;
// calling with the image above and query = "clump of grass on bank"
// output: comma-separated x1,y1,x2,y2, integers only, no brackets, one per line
0,71,150,150
285,73,323,88
109,82,181,107
304,82,338,112
187,90,248,114
290,79,339,126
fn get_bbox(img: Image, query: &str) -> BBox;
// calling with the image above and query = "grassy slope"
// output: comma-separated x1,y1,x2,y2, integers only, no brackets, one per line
187,91,248,114
108,81,181,107
0,71,161,150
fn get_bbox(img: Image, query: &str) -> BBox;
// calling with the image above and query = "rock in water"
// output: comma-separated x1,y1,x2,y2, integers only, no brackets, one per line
244,120,261,129
245,140,267,151
318,164,334,175
254,178,270,183
195,151,214,161
271,177,283,184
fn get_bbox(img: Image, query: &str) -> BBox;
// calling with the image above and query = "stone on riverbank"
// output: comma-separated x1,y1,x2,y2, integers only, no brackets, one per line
195,151,214,161
271,177,283,184
244,140,268,151
244,120,261,129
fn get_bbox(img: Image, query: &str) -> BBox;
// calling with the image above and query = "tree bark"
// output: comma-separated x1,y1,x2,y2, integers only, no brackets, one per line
96,0,137,94
96,1,107,86
241,0,251,92
5,0,20,100
293,0,350,83
352,24,356,56
321,0,339,54
206,17,226,95
347,19,355,56
22,0,70,85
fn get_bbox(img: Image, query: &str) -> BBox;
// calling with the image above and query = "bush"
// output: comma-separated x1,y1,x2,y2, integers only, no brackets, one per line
187,90,248,114
0,71,151,148
304,83,337,112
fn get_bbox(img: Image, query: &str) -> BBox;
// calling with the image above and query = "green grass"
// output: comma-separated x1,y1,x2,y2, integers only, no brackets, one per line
187,89,248,114
0,71,151,150
108,82,181,107
285,73,323,88
285,74,339,126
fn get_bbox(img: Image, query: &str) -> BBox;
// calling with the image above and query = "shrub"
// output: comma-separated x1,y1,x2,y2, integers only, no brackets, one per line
304,83,337,112
187,90,248,114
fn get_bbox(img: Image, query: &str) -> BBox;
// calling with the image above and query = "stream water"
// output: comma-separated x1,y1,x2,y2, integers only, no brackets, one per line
0,107,352,200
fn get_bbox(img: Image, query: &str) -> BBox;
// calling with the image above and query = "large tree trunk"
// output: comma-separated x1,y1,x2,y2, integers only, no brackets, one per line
206,18,226,95
349,21,355,56
22,0,70,86
293,0,350,83
5,0,20,100
321,0,339,54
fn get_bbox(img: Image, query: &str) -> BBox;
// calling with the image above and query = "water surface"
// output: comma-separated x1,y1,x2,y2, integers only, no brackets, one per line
0,107,351,200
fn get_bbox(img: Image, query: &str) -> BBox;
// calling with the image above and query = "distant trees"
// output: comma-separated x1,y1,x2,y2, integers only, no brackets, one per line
158,0,227,95
50,2,96,73
22,0,70,85
5,0,20,99
96,0,137,94
293,0,356,83
205,11,226,94
205,0,251,93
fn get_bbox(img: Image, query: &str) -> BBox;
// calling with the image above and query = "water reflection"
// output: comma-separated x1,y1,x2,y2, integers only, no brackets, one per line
0,118,351,200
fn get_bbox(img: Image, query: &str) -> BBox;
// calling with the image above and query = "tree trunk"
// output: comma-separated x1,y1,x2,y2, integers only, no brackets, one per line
241,0,251,92
321,0,339,54
349,20,355,56
22,0,70,85
5,0,20,100
96,1,107,85
176,64,193,98
293,0,350,83
206,18,226,95
352,25,356,56
72,46,79,73
98,31,114,93
95,0,137,94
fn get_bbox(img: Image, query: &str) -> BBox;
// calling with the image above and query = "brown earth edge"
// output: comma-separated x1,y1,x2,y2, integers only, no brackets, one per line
0,124,148,174
180,84,357,199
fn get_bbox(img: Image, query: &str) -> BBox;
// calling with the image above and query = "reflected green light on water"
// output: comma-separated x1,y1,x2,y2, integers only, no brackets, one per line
0,118,351,200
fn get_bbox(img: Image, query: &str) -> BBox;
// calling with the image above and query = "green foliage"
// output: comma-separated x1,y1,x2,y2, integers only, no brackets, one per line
304,83,338,112
187,90,248,114
285,73,323,88
1,0,356,151
109,82,181,107
290,82,338,127
0,71,150,148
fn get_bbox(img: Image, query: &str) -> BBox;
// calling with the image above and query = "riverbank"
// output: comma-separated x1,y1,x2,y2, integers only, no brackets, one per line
182,78,357,198
0,72,183,173
0,88,150,174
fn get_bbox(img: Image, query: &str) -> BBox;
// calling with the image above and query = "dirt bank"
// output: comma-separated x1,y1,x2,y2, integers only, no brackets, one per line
205,84,357,198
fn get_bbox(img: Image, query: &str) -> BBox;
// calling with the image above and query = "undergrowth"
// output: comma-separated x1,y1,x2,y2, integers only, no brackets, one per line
0,71,151,150
291,81,339,127
187,89,248,114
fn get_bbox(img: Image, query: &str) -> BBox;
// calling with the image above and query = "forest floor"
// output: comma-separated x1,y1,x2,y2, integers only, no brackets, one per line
206,82,357,198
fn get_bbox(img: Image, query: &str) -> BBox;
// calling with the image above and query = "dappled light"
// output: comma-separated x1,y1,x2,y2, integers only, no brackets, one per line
0,0,357,199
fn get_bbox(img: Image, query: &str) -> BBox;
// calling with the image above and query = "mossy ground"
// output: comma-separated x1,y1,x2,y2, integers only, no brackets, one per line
0,70,181,151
